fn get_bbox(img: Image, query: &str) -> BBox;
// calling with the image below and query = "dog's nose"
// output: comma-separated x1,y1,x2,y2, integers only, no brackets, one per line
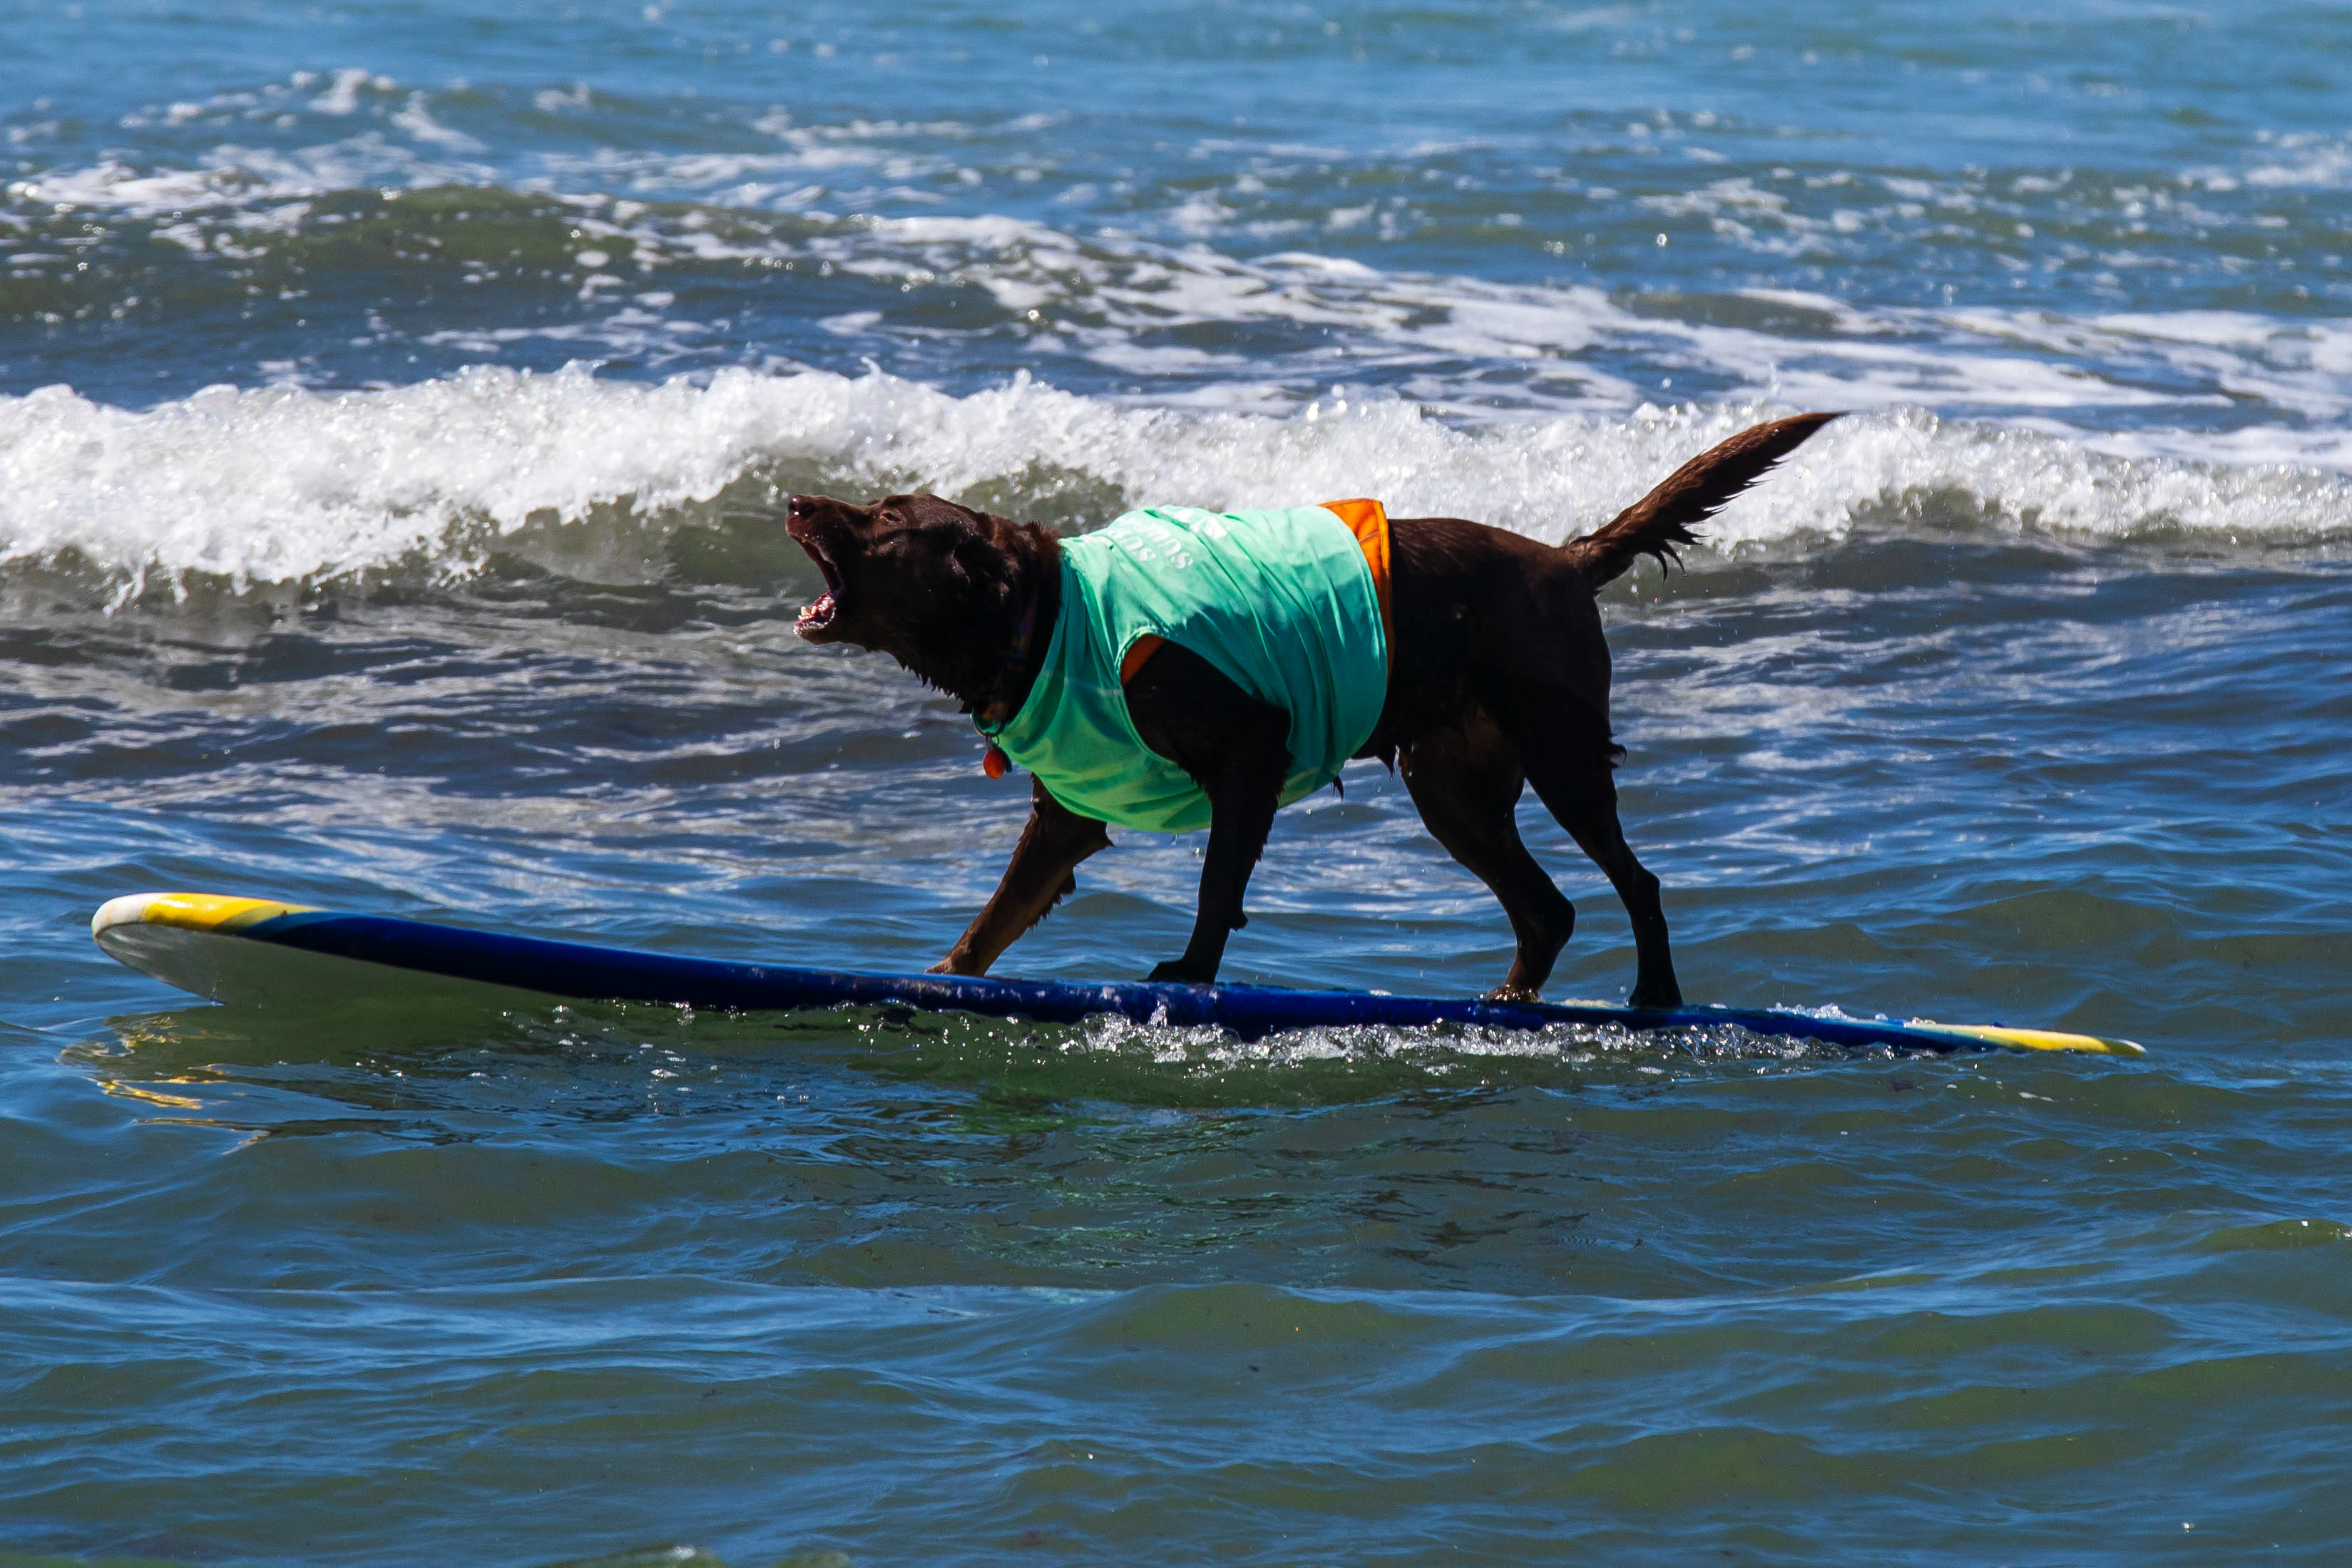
786,494,810,518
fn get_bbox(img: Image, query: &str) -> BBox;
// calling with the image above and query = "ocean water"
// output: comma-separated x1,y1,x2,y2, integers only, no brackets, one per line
4,1,2350,1563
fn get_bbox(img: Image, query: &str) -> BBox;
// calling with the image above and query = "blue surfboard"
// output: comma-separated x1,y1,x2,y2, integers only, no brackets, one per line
90,891,2144,1056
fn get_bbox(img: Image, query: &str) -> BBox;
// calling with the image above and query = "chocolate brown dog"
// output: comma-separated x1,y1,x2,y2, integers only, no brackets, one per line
786,411,1836,1005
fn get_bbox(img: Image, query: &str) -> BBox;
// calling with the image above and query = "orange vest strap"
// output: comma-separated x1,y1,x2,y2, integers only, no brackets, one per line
1317,498,1394,649
1119,633,1167,685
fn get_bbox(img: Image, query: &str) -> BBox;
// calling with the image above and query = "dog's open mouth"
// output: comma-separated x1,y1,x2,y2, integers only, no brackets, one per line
787,521,847,638
797,554,843,635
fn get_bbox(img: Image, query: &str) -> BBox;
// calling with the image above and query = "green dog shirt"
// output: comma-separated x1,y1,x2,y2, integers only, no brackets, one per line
978,503,1391,833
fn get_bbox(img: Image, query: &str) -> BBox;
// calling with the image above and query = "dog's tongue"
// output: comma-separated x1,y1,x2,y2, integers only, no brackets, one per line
797,591,837,633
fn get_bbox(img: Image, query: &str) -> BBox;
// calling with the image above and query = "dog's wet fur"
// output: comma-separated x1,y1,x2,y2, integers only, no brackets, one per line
787,411,1839,1004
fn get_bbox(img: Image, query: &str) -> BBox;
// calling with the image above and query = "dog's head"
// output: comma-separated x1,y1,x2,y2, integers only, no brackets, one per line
785,491,1034,698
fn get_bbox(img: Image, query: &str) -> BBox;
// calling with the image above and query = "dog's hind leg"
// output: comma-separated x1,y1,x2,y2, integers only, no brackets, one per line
1400,711,1578,1002
931,777,1111,976
1490,684,1684,1010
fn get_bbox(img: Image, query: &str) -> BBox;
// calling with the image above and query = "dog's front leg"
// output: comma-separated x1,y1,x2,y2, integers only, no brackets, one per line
1124,645,1292,985
1147,739,1287,983
931,777,1110,976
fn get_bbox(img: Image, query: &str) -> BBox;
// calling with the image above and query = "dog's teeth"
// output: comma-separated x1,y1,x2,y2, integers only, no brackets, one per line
796,590,839,632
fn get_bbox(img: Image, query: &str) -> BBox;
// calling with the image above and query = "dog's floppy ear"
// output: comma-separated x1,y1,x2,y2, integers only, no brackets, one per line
936,503,1023,608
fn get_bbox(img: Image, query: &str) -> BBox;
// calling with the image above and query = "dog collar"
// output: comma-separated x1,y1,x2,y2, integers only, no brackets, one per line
973,590,1040,736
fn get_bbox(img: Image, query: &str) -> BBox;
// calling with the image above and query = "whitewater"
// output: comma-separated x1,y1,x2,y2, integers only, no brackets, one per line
8,356,2349,593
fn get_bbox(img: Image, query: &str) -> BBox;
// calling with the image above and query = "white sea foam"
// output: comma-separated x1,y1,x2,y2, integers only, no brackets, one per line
12,88,1020,223
8,137,496,218
14,109,2350,462
795,222,2352,464
10,105,2352,585
3,366,2345,595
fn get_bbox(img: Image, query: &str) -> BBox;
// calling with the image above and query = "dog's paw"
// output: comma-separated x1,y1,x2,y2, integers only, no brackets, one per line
1627,983,1684,1010
1485,982,1542,1004
1147,958,1216,985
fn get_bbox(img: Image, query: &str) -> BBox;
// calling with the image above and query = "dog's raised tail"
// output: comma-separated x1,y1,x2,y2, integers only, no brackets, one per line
1560,411,1842,590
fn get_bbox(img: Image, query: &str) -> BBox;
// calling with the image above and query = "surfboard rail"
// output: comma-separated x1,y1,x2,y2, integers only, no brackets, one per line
90,891,2145,1057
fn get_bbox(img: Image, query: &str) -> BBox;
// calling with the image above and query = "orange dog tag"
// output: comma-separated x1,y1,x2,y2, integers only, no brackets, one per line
982,745,1009,779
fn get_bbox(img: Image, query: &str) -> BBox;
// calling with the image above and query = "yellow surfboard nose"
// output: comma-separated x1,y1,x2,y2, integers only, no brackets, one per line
1907,1020,2146,1057
90,891,320,938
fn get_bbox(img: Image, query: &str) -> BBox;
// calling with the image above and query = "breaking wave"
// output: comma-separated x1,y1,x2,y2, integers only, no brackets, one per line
4,365,2348,598
4,364,2352,597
